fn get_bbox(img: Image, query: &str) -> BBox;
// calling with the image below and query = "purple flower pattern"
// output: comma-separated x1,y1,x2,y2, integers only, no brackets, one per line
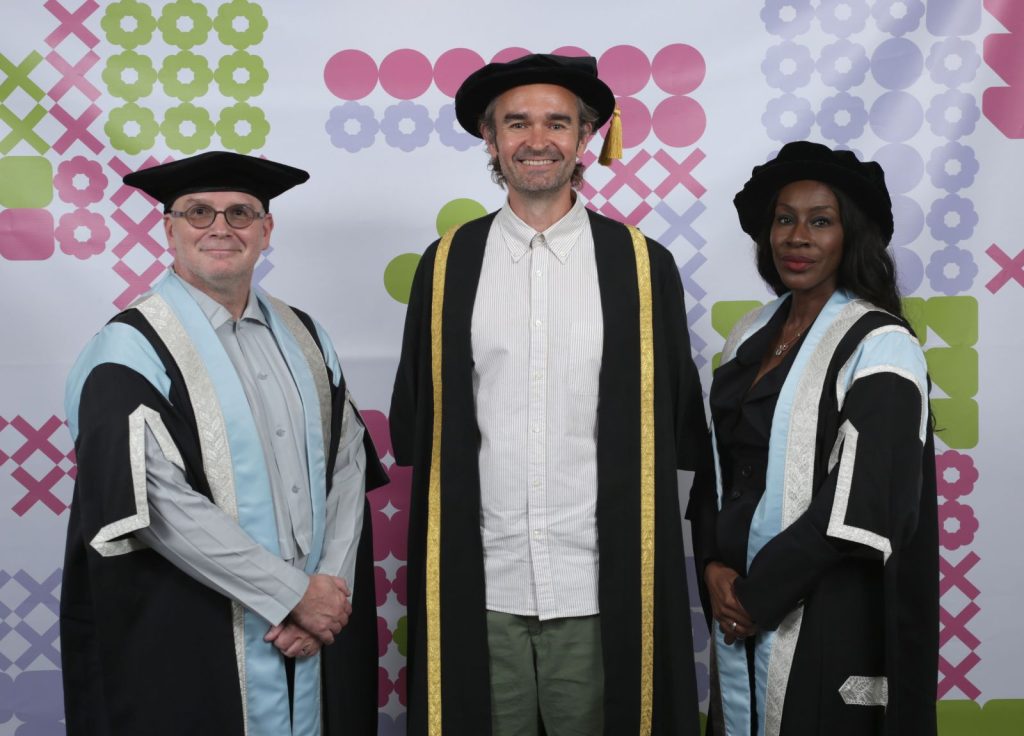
926,194,978,245
325,102,379,153
381,101,433,152
871,0,925,36
817,0,869,38
817,92,867,144
926,90,981,140
927,142,979,192
926,244,978,295
762,42,814,93
760,0,814,39
435,104,478,151
926,38,981,88
762,94,814,142
817,40,869,91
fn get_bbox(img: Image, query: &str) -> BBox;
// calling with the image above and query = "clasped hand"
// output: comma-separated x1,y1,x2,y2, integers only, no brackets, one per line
264,574,352,658
704,561,757,645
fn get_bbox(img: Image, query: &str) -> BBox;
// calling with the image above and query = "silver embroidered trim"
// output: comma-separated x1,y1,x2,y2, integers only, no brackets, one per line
264,294,332,462
839,675,888,706
721,304,767,365
834,324,910,409
764,299,871,736
827,421,893,563
135,293,248,733
89,406,182,557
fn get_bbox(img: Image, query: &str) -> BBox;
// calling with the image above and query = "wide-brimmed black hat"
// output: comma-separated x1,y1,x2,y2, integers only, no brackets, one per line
733,141,894,243
454,53,616,137
123,151,309,212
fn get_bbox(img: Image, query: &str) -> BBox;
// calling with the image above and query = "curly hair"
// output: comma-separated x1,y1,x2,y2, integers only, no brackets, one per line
478,94,599,190
754,184,904,318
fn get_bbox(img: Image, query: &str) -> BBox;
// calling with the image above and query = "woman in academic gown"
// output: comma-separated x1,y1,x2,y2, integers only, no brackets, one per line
687,141,938,736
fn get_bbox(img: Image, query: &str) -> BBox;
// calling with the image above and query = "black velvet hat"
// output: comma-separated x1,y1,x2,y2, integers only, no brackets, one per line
733,141,894,243
454,53,616,137
123,151,309,212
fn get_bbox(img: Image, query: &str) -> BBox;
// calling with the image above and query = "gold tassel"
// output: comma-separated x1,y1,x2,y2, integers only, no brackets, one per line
598,107,622,165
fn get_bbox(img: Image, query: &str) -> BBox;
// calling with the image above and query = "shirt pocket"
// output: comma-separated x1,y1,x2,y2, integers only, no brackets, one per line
567,322,603,396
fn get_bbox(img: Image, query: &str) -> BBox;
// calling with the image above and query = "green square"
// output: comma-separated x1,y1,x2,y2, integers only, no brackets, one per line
0,156,53,207
932,398,978,449
937,699,982,736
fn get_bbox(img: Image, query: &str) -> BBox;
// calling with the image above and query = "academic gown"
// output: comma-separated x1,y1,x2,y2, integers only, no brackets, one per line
61,278,388,736
687,291,939,736
389,209,712,735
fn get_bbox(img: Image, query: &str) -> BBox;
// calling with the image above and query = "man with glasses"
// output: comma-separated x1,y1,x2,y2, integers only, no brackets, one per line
61,151,387,735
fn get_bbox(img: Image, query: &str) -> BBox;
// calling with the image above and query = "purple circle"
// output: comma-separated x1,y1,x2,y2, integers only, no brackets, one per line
323,49,377,101
760,0,814,39
652,96,705,147
762,94,814,142
652,44,705,95
612,96,652,148
551,45,589,57
817,0,870,37
926,245,978,296
871,0,925,36
926,37,981,88
872,143,923,194
926,194,977,245
871,37,923,90
890,194,924,247
598,45,651,96
869,90,923,142
492,47,531,63
379,49,433,100
434,48,484,98
762,42,813,93
817,92,867,144
926,142,979,192
926,89,981,140
817,39,869,91
891,245,924,295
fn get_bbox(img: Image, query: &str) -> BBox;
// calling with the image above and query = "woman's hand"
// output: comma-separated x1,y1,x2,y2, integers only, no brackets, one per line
704,561,757,644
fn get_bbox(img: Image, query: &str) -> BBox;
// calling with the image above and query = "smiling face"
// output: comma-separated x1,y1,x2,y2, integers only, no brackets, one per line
165,190,273,303
484,83,591,207
770,179,844,301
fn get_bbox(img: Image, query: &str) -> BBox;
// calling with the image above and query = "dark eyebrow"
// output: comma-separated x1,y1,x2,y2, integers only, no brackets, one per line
500,112,575,124
775,202,838,213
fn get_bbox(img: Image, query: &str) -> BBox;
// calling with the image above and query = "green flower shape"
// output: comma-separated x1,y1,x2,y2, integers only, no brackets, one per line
158,0,212,50
102,50,157,102
214,0,268,50
214,51,269,101
100,0,157,49
217,103,269,153
162,103,214,154
159,51,213,102
105,103,159,155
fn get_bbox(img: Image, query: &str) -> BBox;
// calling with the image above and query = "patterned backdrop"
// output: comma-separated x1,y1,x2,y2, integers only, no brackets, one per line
1,1,1021,733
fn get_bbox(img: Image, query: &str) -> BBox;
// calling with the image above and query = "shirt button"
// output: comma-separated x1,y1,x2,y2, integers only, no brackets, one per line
275,428,286,437
533,371,543,380
257,372,268,380
532,424,542,433
532,529,542,538
534,319,542,327
740,465,752,478
291,484,300,494
532,479,541,487
535,269,543,276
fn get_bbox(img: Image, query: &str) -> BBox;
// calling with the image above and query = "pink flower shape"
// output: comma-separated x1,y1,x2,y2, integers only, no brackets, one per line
374,565,391,607
396,665,408,706
55,208,110,259
939,500,979,551
54,157,108,207
378,666,395,707
391,566,407,606
377,615,393,658
936,450,978,500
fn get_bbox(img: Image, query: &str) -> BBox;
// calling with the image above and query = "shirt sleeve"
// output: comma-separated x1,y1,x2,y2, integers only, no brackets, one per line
315,394,367,598
134,425,310,626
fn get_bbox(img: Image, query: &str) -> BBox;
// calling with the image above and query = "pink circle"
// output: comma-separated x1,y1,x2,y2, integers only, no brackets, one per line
492,47,531,63
551,45,589,57
608,96,651,149
599,45,651,96
379,49,433,99
434,48,485,98
323,49,378,100
652,44,706,95
652,96,706,147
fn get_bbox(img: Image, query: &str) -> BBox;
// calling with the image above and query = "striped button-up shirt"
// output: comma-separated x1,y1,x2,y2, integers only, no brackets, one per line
472,196,603,620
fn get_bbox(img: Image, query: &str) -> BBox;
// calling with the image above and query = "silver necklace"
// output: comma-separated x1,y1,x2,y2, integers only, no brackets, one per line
773,327,806,357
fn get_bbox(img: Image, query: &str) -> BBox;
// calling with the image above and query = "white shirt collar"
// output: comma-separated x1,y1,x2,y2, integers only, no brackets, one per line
495,195,588,265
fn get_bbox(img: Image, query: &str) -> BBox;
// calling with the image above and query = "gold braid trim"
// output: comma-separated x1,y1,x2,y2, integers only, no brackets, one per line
427,225,460,736
627,224,656,736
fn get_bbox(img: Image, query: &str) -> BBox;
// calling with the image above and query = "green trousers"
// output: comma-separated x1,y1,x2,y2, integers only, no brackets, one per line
485,611,604,736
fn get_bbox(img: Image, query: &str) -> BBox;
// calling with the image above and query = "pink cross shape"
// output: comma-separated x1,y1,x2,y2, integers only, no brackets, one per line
45,49,100,102
109,154,172,207
986,244,1024,293
654,149,706,199
599,200,652,227
11,465,67,516
9,416,65,465
937,651,980,700
113,259,169,309
939,601,980,650
600,151,653,200
0,416,8,465
111,208,165,259
49,101,103,154
939,552,979,599
44,0,100,49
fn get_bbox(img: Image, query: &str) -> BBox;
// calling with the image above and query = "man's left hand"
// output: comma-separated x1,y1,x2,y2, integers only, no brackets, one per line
265,621,322,658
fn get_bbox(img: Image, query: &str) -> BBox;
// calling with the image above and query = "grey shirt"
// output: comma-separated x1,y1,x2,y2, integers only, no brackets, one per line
135,277,366,625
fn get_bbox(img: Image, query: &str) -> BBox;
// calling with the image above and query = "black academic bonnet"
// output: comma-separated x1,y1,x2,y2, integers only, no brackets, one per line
122,150,310,212
733,141,894,243
454,53,616,137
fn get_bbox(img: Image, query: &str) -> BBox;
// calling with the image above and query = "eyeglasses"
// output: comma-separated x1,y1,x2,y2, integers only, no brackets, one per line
168,203,266,229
